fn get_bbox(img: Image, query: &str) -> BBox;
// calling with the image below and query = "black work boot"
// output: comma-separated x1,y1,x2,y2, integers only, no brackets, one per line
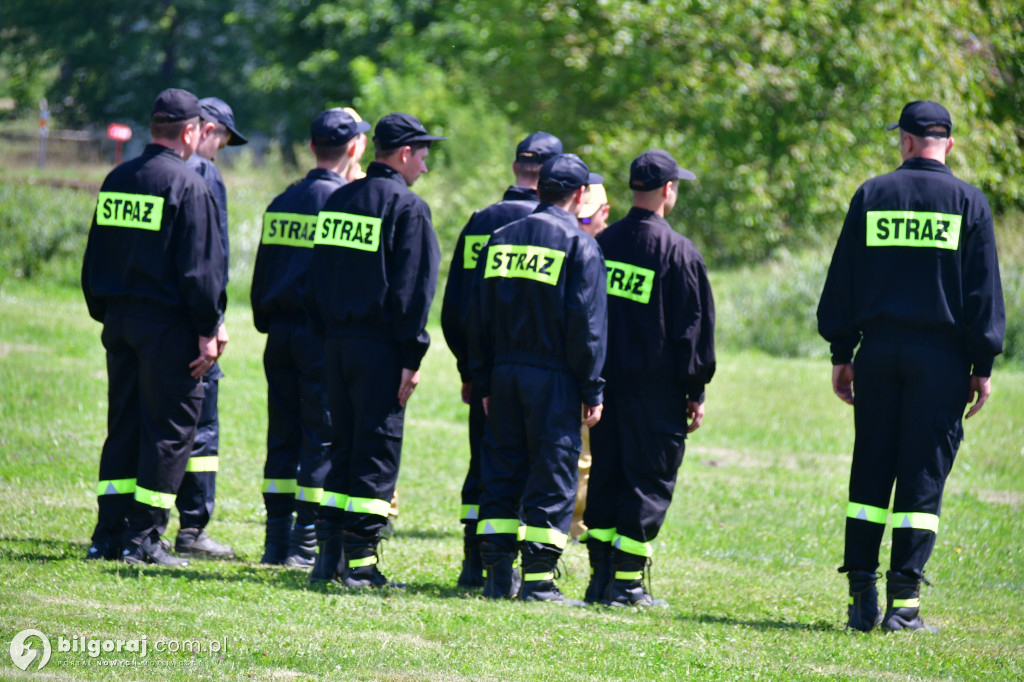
457,524,484,588
123,535,189,567
175,527,235,558
846,570,882,632
882,571,938,632
519,555,585,606
604,550,667,607
86,540,121,561
480,542,520,599
584,540,613,604
340,534,404,589
284,522,317,569
309,519,344,583
260,515,293,565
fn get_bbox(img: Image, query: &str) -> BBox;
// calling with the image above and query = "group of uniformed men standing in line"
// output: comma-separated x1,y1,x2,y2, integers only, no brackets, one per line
81,87,715,609
82,89,1004,627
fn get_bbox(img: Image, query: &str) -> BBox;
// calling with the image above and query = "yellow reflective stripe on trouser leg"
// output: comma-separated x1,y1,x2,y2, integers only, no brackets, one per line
263,478,298,494
97,478,136,496
846,501,889,525
892,598,921,608
891,512,939,534
523,526,568,550
580,527,615,544
344,496,391,517
460,504,480,521
134,485,175,509
297,486,324,504
612,534,653,558
477,518,521,536
185,456,218,473
319,492,349,509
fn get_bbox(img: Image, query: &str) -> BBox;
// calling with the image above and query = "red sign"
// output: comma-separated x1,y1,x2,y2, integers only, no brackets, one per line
107,123,133,142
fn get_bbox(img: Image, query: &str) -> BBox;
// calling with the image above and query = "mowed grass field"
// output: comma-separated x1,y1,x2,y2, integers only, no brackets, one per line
1,274,1022,681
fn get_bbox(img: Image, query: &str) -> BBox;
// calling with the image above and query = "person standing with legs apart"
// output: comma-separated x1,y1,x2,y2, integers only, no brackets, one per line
82,88,226,566
306,113,443,588
441,131,563,587
175,96,248,559
817,100,1005,632
252,108,370,568
468,153,608,604
584,151,714,607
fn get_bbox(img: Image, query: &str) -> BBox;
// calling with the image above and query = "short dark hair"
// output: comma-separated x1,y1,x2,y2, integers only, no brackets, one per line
513,159,543,184
538,185,578,205
312,142,349,164
375,140,431,159
150,116,198,141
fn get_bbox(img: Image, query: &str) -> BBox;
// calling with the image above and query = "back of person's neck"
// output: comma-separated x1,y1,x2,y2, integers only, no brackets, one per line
150,139,190,159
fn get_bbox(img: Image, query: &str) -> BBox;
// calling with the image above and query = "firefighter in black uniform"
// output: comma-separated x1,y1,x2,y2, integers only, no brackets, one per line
82,88,225,566
468,153,607,603
176,96,248,559
440,131,563,587
305,112,443,588
817,101,1005,632
252,108,371,568
584,150,715,607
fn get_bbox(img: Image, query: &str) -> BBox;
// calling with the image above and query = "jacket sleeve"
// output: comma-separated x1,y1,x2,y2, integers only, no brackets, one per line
671,249,716,402
466,245,494,397
440,218,473,381
176,184,226,338
961,194,1005,376
80,214,105,323
387,200,440,370
250,240,269,334
565,237,607,406
817,188,863,364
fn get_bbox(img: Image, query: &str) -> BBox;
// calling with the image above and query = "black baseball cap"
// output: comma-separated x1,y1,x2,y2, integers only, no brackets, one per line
538,153,603,192
198,97,248,146
629,149,696,191
311,108,371,147
151,88,200,122
516,131,563,162
373,112,446,150
887,100,952,138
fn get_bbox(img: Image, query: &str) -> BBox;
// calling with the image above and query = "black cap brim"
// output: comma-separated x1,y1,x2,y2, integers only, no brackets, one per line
226,125,249,146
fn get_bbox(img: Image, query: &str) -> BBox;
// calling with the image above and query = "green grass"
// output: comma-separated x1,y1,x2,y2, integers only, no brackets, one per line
2,279,1023,681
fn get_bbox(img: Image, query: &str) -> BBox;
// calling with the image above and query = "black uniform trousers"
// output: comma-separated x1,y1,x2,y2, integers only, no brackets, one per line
175,363,221,529
92,310,204,548
477,364,582,561
845,335,969,579
585,389,687,558
262,318,332,525
459,383,486,525
320,335,404,538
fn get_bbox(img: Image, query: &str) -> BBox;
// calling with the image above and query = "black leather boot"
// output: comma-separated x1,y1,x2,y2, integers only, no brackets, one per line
604,550,667,607
457,524,484,588
260,515,293,565
284,522,317,568
846,570,882,632
480,541,520,599
584,540,613,604
519,554,584,606
882,571,938,632
309,519,344,584
340,533,404,588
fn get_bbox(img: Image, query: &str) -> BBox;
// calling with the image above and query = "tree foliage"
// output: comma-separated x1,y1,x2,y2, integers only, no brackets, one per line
2,0,1022,263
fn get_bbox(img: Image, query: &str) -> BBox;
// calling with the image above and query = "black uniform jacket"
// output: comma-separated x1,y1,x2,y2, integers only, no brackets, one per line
82,143,225,338
817,157,1005,376
305,162,440,370
441,185,539,381
596,208,716,402
251,168,346,333
468,203,608,406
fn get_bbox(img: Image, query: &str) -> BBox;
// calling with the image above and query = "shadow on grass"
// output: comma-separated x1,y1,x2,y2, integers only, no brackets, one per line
680,612,836,633
0,536,90,562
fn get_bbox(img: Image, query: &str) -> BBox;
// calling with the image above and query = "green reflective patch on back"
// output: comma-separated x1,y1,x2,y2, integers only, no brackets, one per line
605,260,655,304
96,192,164,231
866,211,962,250
463,235,490,269
315,211,382,251
263,212,316,248
484,244,565,285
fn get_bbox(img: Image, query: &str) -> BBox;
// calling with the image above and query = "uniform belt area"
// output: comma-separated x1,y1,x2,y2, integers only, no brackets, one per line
105,300,192,327
861,321,965,355
493,351,571,374
326,323,395,343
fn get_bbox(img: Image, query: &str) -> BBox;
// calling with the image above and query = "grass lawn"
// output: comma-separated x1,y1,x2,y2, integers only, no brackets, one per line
1,279,1022,681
